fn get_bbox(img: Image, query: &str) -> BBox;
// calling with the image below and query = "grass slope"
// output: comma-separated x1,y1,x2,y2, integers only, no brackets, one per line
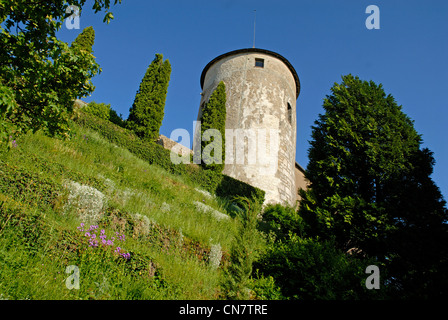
0,118,246,300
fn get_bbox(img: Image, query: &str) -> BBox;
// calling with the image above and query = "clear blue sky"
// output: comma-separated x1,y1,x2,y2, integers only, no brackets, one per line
58,0,448,199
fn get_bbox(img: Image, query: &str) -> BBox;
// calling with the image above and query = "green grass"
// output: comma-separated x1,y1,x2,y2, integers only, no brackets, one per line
0,118,249,300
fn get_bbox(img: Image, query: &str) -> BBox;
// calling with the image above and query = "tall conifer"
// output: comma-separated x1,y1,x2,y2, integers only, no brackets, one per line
127,53,171,141
71,26,95,53
200,81,227,172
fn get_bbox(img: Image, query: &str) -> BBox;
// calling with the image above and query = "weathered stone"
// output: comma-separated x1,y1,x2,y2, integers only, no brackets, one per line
198,48,301,206
157,134,193,157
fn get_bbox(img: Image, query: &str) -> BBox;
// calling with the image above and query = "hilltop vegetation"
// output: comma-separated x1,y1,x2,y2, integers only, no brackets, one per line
0,109,269,299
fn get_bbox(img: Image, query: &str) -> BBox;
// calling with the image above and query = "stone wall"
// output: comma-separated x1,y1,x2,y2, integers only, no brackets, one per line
294,162,309,206
157,135,193,157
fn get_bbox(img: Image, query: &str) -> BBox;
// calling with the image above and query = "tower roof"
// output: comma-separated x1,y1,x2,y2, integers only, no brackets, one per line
200,48,301,99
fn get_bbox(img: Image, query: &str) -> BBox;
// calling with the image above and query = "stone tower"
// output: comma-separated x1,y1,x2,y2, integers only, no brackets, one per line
197,48,301,206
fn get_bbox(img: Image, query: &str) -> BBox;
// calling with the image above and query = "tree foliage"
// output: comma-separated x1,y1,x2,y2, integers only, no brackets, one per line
0,0,121,144
71,25,95,54
82,101,111,120
299,74,448,298
253,203,384,300
199,81,226,172
127,53,171,142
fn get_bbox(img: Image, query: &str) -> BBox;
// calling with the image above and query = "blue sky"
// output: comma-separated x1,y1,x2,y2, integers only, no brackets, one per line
58,0,448,199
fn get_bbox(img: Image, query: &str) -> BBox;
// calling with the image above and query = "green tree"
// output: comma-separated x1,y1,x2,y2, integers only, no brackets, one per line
109,108,125,128
299,74,448,298
199,81,226,172
127,53,171,142
382,147,448,298
71,26,95,53
0,0,121,144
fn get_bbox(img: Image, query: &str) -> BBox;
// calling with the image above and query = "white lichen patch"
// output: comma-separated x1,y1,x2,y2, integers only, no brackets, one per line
194,188,214,199
160,202,171,213
193,201,229,221
208,242,222,269
63,180,106,223
133,213,152,237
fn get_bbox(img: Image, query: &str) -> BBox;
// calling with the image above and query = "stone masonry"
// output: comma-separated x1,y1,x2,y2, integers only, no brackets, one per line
196,48,302,206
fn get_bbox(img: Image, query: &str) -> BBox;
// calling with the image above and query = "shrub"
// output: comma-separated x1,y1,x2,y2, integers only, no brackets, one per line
261,203,304,240
248,273,283,300
83,101,111,120
0,160,60,209
254,234,383,300
216,175,265,205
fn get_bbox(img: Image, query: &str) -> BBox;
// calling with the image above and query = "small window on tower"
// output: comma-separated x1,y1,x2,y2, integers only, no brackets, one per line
287,103,292,124
255,58,264,68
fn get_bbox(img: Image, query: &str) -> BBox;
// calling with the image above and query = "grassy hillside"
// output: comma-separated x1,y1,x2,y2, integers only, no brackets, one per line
0,114,265,300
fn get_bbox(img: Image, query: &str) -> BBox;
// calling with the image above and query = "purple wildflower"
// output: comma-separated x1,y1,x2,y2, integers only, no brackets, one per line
121,252,131,260
89,239,98,247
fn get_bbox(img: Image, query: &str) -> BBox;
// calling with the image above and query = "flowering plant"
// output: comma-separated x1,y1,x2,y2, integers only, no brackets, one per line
77,223,131,260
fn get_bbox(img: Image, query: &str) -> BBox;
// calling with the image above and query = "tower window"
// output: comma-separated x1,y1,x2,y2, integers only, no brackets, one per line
255,58,264,68
287,103,292,124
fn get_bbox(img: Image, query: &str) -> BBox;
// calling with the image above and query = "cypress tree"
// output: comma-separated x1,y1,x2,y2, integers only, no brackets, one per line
200,81,226,172
71,26,95,53
67,26,98,102
127,53,171,142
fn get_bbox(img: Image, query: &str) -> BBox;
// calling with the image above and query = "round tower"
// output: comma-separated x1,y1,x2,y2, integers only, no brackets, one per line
198,48,300,206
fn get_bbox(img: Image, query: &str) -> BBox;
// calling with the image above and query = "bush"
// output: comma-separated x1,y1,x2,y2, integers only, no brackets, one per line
254,233,382,300
216,175,265,205
82,101,111,120
0,160,60,209
261,204,304,240
248,272,283,300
